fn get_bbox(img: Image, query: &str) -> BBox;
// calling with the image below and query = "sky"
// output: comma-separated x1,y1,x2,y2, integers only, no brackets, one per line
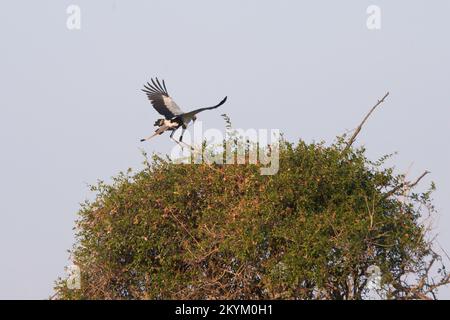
0,0,449,299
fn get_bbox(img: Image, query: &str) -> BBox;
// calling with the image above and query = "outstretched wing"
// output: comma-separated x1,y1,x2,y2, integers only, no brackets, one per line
142,78,184,119
183,96,228,118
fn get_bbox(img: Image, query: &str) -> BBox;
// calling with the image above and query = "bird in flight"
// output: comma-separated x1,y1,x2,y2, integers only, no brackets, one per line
140,78,227,149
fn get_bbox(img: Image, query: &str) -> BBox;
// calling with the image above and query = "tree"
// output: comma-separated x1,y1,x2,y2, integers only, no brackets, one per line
53,94,449,299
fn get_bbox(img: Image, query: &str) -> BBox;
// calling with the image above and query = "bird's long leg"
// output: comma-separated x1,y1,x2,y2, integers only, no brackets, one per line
170,128,185,150
178,127,197,152
140,131,159,142
140,125,171,142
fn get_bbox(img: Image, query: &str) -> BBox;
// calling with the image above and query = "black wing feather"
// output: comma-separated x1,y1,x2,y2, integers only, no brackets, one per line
142,78,183,119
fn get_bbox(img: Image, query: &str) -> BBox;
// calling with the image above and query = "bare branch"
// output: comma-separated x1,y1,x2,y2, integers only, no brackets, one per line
345,92,390,150
405,249,450,299
408,170,430,189
383,170,430,200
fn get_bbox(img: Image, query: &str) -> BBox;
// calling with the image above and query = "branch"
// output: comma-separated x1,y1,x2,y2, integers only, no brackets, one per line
345,92,390,150
406,249,450,299
408,170,430,189
383,170,430,200
170,212,202,248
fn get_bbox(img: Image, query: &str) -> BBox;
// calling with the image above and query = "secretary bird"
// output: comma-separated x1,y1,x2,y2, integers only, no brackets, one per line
140,77,227,149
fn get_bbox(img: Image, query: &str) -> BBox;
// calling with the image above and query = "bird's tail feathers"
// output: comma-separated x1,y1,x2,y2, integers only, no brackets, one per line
215,96,228,108
185,96,228,118
154,119,165,127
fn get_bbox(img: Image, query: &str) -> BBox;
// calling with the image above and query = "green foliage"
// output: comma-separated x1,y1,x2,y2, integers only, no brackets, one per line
54,136,447,299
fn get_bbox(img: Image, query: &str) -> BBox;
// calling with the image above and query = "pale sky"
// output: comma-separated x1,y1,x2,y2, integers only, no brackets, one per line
0,0,449,299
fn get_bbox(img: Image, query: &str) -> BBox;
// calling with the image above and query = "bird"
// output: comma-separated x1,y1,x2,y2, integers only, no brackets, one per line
140,77,227,149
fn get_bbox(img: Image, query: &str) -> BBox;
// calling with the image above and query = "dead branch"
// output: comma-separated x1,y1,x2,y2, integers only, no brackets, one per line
383,170,430,200
406,249,450,299
170,213,202,248
345,92,390,150
408,170,431,189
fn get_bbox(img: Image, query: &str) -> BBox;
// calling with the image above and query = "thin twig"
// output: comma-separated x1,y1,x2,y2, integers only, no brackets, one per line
345,92,390,150
437,240,450,262
170,213,202,248
49,292,58,300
